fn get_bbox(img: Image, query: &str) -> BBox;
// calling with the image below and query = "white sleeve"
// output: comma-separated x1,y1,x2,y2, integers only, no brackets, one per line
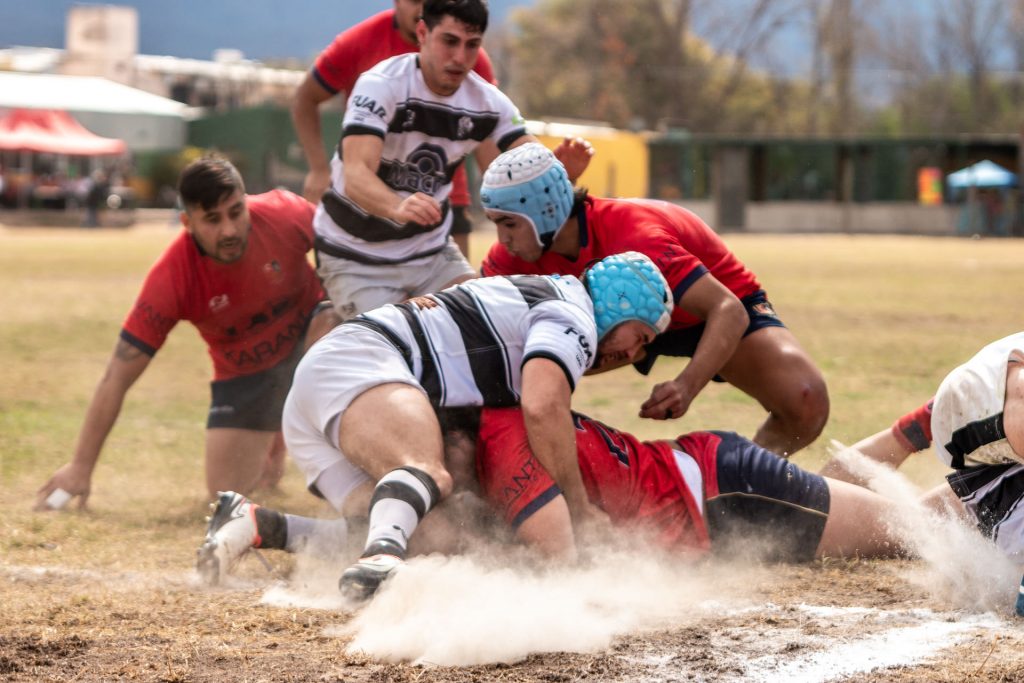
342,71,396,138
521,301,598,391
487,87,529,150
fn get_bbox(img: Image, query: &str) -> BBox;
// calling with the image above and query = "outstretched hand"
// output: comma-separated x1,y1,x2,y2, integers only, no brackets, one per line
552,136,594,183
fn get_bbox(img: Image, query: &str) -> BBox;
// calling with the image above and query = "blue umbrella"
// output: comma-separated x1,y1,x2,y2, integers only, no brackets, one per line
946,160,1018,189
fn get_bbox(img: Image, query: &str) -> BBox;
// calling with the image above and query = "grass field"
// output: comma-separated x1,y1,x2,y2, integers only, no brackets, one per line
2,220,1024,681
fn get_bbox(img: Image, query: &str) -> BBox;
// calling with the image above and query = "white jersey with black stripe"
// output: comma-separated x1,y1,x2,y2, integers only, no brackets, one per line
350,274,597,407
933,331,1024,468
314,53,527,262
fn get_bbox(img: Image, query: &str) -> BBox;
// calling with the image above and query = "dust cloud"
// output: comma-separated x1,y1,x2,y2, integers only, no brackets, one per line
828,441,1020,612
338,550,762,666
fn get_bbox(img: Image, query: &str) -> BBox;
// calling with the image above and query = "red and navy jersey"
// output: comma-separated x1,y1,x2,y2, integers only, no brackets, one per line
311,9,495,208
121,190,323,381
482,197,762,329
476,406,718,554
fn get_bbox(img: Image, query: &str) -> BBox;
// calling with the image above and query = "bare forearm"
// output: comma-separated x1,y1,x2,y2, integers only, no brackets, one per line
344,166,402,221
291,96,330,175
523,407,590,517
674,303,746,394
71,379,128,473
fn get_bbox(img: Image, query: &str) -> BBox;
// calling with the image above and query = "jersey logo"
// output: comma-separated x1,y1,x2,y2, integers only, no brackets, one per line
262,260,283,283
384,142,450,196
456,115,474,139
209,294,230,312
563,325,594,368
351,95,386,119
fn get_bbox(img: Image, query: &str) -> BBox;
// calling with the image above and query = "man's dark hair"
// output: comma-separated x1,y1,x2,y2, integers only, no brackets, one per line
422,0,488,33
178,155,245,211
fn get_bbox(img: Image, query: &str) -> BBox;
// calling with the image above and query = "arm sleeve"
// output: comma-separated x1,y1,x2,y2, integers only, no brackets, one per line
311,24,368,95
120,259,183,356
487,89,529,152
341,71,396,139
625,226,708,304
521,302,598,391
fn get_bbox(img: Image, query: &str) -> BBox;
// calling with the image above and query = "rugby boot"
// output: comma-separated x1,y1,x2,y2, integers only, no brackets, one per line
339,540,405,601
196,491,261,586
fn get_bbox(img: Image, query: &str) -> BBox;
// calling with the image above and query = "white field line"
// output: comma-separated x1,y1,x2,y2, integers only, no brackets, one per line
743,609,1003,683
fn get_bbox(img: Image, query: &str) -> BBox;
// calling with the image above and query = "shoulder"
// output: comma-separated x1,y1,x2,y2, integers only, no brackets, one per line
335,9,394,45
247,189,313,219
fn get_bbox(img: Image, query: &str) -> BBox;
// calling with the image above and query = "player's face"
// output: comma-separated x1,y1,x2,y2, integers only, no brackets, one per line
181,189,251,264
595,321,656,366
489,211,543,262
394,0,425,44
416,16,482,96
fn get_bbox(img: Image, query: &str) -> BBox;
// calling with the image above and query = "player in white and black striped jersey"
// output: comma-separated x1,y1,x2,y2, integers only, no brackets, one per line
257,252,669,600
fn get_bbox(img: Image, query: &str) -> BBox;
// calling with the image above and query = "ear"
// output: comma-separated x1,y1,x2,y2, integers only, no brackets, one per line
179,210,192,233
415,18,427,45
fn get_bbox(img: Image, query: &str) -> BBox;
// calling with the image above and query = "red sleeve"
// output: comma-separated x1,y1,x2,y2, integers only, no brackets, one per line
476,408,560,529
448,166,471,208
120,242,186,355
312,12,389,95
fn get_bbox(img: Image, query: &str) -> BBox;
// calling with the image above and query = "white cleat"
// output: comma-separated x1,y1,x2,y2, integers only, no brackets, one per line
196,491,260,586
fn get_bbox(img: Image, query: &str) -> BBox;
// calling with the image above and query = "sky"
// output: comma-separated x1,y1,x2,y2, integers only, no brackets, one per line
0,1,536,62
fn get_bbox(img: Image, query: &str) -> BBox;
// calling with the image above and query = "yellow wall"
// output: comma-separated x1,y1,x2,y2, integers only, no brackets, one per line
527,120,648,198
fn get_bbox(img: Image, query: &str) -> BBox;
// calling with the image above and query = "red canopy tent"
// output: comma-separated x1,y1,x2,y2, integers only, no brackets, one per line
0,108,126,155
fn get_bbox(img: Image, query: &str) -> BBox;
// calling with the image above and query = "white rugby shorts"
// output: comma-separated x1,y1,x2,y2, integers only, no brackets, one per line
317,240,475,321
282,324,426,509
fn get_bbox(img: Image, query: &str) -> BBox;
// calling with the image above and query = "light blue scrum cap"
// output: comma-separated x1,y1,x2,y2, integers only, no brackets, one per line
480,142,574,248
584,251,673,340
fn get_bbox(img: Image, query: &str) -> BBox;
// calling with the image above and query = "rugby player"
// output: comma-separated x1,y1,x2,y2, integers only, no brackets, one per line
35,156,335,509
197,251,674,600
821,331,1024,566
479,143,828,456
310,0,589,322
290,0,498,256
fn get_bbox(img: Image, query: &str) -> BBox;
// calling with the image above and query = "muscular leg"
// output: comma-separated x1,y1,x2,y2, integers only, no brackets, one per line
338,383,454,558
204,428,280,500
253,431,287,492
816,477,904,558
718,326,829,456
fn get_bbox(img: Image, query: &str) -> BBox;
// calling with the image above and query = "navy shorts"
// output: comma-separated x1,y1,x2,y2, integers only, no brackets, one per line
633,289,785,379
704,431,830,562
206,303,331,431
449,205,472,236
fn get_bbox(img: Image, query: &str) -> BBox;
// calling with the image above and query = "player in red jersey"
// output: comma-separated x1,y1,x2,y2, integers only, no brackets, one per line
480,143,828,455
291,0,496,257
475,406,901,562
35,157,336,510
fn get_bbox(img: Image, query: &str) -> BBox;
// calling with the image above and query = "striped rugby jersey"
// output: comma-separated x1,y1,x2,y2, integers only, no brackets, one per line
348,274,597,407
315,53,527,263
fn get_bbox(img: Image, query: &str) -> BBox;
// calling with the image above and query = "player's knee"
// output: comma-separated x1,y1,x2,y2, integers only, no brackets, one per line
778,375,830,439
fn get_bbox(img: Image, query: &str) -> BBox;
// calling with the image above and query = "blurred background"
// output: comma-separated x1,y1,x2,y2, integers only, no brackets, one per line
0,0,1022,236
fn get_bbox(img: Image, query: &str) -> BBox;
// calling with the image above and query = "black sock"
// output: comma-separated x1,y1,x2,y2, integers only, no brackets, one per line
254,507,288,550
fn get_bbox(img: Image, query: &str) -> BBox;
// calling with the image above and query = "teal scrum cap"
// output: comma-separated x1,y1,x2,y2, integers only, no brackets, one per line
584,251,673,340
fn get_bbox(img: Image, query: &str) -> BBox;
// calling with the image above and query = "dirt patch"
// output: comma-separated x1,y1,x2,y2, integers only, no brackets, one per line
2,557,1023,682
